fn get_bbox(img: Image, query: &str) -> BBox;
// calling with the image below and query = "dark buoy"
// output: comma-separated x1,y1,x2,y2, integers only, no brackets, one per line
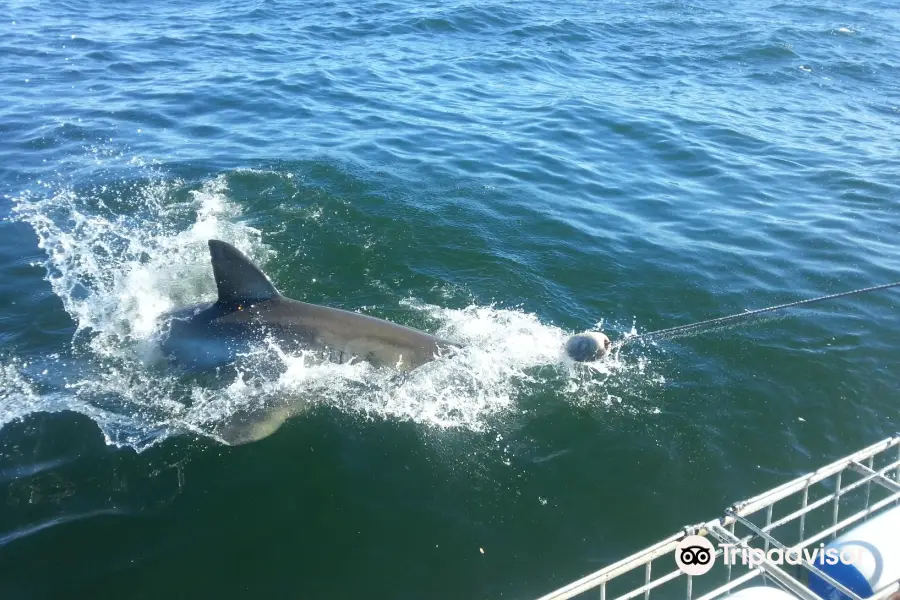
565,332,611,362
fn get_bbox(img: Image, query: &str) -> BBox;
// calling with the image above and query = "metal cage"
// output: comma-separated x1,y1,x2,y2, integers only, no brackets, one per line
536,435,900,600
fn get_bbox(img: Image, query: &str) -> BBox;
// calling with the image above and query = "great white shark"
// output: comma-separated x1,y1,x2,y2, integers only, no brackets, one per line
157,240,461,374
154,239,609,444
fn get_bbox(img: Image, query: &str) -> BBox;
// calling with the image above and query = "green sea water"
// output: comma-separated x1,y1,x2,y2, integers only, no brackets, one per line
1,1,899,598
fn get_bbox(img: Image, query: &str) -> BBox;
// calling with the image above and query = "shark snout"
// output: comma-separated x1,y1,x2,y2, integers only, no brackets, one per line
565,331,611,362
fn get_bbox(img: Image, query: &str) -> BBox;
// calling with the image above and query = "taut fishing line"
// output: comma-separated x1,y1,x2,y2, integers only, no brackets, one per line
619,280,900,347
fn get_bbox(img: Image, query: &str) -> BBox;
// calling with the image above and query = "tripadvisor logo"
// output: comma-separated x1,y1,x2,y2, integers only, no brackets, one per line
675,535,864,576
675,536,716,576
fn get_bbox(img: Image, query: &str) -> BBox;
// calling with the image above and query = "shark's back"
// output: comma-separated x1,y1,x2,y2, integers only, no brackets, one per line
159,240,458,371
263,296,457,368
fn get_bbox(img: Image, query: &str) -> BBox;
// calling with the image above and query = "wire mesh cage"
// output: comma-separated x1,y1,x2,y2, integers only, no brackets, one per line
536,436,900,600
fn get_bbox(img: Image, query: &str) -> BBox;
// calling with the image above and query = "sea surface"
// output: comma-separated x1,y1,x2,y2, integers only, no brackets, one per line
1,1,899,598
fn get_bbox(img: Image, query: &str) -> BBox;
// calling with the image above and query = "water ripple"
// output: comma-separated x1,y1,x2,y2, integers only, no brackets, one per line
2,0,899,596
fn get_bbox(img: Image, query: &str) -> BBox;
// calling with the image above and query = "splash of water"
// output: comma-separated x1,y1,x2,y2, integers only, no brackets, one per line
7,167,663,450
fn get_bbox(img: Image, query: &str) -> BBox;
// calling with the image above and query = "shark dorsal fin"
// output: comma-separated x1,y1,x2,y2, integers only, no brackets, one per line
208,240,279,304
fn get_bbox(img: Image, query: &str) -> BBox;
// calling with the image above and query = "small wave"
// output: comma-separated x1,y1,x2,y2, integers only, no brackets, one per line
0,508,129,548
0,359,41,428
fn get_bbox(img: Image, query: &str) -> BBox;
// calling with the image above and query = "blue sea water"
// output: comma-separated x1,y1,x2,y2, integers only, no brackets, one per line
1,1,899,598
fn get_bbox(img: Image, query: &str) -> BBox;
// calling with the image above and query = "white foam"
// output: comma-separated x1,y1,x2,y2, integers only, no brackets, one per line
8,169,664,450
0,359,41,428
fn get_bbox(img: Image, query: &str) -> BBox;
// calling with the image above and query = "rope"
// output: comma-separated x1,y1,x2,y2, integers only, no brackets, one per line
622,280,900,345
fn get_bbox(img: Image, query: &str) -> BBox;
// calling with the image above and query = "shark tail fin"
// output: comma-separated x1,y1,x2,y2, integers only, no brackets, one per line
208,240,280,304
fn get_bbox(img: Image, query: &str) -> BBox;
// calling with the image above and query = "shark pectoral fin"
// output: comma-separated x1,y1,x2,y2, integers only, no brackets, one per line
208,240,280,304
215,403,299,445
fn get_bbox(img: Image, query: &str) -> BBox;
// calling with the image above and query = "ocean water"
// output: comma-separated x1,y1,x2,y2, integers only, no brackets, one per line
1,0,899,598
